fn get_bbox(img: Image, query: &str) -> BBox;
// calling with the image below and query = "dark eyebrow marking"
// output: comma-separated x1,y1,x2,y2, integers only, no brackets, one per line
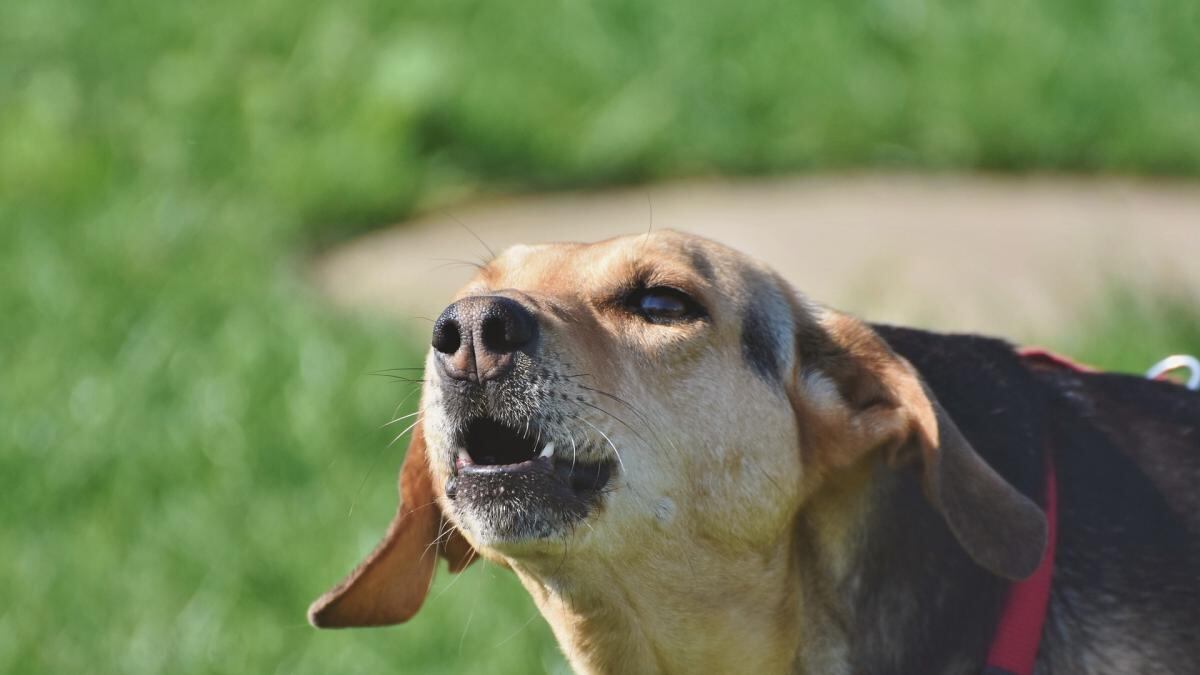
686,246,716,283
741,295,786,386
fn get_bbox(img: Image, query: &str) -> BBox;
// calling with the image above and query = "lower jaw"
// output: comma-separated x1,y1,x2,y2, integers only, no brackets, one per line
452,505,582,555
449,468,603,547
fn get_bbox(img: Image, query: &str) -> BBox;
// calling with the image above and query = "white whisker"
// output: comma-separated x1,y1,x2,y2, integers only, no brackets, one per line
569,430,579,473
430,542,478,603
577,416,626,475
349,415,422,517
494,610,542,647
387,385,423,427
576,384,681,465
388,416,423,448
421,517,454,562
381,408,422,428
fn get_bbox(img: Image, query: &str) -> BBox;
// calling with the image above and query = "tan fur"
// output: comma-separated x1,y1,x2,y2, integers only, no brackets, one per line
310,231,1046,673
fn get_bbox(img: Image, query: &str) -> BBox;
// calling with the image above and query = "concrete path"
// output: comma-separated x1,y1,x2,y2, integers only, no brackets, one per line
312,174,1200,342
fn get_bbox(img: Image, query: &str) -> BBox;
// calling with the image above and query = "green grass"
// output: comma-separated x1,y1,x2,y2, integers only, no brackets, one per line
1059,289,1200,375
3,0,1200,672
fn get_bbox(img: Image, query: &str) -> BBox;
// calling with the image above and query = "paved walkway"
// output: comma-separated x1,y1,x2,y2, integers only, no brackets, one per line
313,174,1200,342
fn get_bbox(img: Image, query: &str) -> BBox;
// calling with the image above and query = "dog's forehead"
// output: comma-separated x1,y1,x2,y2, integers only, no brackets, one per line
457,232,798,384
471,231,756,298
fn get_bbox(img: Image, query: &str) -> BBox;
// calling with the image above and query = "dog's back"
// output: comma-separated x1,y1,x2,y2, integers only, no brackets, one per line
881,325,1200,674
1035,366,1200,673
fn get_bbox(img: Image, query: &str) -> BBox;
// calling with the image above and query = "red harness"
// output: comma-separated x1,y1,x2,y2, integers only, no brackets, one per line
983,453,1057,675
981,348,1074,675
980,346,1196,674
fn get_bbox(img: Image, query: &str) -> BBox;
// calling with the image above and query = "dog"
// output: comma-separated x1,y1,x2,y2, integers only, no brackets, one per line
309,231,1200,674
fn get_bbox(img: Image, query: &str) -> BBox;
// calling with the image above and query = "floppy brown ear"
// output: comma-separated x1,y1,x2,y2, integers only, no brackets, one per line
308,422,477,628
791,309,1047,580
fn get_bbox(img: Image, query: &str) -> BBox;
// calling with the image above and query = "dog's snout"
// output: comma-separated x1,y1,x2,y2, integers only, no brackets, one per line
433,296,537,383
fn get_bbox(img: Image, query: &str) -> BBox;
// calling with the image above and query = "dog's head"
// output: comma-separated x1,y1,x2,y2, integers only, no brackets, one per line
309,231,1046,628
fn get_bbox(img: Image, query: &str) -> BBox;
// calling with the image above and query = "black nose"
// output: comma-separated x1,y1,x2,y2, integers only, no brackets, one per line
432,296,537,383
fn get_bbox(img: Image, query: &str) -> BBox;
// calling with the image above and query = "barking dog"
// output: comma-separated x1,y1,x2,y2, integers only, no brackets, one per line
309,231,1200,675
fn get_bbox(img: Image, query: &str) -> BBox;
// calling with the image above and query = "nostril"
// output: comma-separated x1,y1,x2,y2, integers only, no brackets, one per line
481,315,509,352
480,301,535,354
432,316,462,355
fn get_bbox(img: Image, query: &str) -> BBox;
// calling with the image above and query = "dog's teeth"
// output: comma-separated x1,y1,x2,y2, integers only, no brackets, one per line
457,448,471,464
539,442,555,459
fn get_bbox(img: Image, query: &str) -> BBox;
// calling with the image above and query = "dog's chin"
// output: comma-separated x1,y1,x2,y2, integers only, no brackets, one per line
443,417,615,552
450,460,611,551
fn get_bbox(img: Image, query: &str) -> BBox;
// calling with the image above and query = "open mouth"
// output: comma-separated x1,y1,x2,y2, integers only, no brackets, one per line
452,417,613,494
446,416,615,542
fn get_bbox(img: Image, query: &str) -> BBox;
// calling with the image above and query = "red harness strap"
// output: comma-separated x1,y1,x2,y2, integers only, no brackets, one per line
980,346,1072,675
982,455,1057,675
1015,347,1098,374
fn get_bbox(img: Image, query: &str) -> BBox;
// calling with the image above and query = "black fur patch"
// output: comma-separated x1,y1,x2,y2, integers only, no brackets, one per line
741,303,783,384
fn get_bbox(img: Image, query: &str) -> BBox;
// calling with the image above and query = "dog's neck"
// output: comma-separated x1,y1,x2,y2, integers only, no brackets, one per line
505,461,1008,674
500,468,871,675
810,462,1008,674
508,538,806,675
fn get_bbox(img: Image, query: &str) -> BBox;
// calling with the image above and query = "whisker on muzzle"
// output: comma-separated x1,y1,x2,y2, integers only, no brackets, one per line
350,416,422,517
576,384,685,464
388,416,424,449
568,430,579,474
574,415,627,476
370,374,427,383
381,408,422,428
387,385,423,425
574,399,653,449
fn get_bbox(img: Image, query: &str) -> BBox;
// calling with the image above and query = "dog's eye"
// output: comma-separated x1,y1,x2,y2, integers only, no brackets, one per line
628,287,704,323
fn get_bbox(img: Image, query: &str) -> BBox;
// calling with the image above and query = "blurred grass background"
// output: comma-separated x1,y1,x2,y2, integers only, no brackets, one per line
2,0,1199,672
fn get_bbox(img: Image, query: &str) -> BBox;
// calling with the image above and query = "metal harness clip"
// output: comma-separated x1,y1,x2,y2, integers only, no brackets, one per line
1145,355,1200,391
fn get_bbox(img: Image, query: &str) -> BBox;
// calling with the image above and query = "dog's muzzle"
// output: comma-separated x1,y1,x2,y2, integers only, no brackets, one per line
429,296,614,543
